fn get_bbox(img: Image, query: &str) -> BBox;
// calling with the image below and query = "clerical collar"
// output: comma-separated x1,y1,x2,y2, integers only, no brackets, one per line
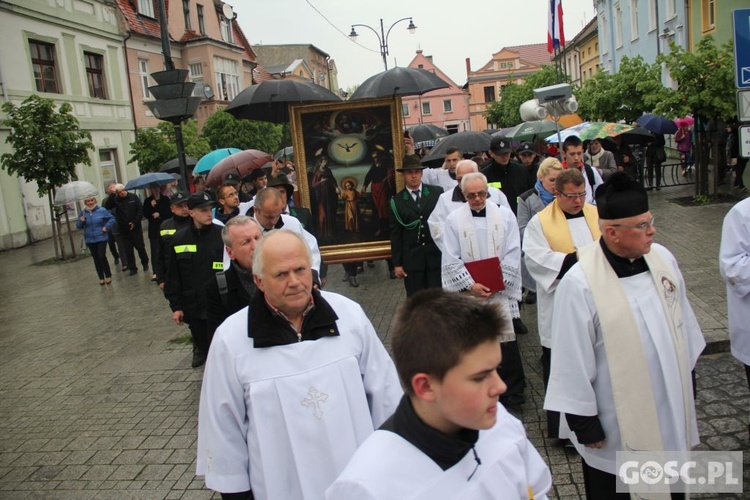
381,396,479,471
564,210,585,219
471,207,487,217
600,239,649,278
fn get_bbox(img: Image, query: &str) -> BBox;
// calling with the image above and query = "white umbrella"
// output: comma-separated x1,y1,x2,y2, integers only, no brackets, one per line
54,180,98,206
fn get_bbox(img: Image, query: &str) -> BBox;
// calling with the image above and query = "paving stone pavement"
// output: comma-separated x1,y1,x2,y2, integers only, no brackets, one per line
0,185,748,499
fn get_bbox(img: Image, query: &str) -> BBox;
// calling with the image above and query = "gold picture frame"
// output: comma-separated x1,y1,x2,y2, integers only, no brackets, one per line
290,97,405,264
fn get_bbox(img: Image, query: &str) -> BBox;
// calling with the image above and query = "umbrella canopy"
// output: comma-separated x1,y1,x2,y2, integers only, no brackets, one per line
636,113,678,134
675,116,695,128
225,80,342,123
615,126,654,145
546,122,635,143
421,131,492,163
193,148,243,175
350,67,450,100
505,120,558,141
159,156,197,173
205,149,273,188
491,127,516,138
54,180,99,206
407,124,449,146
124,172,177,191
273,146,294,160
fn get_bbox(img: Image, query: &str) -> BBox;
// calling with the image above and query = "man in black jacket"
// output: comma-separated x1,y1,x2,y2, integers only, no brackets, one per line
164,192,225,368
143,183,172,281
390,155,443,297
481,136,533,215
154,191,190,289
205,216,262,340
114,184,150,275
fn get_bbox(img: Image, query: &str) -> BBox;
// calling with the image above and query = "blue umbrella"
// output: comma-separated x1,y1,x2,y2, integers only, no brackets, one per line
193,148,242,175
636,114,678,135
124,172,177,190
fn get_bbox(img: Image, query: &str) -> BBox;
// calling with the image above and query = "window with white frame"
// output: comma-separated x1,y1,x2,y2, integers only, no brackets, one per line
29,40,60,94
422,102,431,115
648,0,656,31
183,0,192,30
600,14,608,54
197,5,206,35
137,0,154,17
189,62,205,98
84,52,107,99
666,0,677,19
214,57,239,101
220,16,233,43
443,99,452,113
630,0,639,39
402,103,409,116
138,59,150,98
701,0,715,31
615,3,623,48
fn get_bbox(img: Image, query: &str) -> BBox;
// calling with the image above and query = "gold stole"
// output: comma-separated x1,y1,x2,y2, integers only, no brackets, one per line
536,200,600,253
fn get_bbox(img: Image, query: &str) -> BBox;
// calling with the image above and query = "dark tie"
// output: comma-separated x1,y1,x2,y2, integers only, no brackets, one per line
412,189,421,207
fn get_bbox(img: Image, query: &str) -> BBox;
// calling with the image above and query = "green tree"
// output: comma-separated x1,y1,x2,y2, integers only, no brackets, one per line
1,95,95,258
128,120,210,173
201,110,283,153
656,36,735,195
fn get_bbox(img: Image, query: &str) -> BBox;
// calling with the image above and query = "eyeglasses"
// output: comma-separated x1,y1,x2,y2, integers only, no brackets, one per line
611,216,656,231
464,191,489,200
558,191,586,199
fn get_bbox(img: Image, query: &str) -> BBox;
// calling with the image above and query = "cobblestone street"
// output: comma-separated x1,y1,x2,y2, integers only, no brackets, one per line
0,185,748,499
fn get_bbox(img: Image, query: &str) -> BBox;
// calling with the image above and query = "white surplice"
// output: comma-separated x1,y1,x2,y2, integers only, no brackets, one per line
422,168,458,192
719,198,750,365
428,187,510,253
522,215,597,348
544,243,705,474
196,291,403,499
325,403,551,500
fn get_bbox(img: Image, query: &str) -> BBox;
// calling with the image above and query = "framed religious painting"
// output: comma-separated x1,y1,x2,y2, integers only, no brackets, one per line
289,97,405,263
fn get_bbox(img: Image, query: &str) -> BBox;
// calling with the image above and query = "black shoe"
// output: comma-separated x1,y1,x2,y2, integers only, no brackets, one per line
342,273,350,282
143,263,149,272
121,266,128,272
129,268,138,276
114,258,120,266
191,351,207,368
389,270,397,279
500,394,526,407
367,261,375,268
349,276,359,287
356,266,364,274
524,291,537,304
513,317,528,335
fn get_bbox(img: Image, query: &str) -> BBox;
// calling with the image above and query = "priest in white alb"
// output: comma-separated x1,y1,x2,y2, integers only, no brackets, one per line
197,230,402,500
523,168,600,440
441,172,526,407
544,172,705,498
719,197,750,436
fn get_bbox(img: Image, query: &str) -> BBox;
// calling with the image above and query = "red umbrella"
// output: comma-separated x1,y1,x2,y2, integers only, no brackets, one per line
206,149,272,188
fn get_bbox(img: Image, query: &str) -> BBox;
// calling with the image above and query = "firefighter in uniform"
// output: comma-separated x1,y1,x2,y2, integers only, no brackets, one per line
164,192,225,368
154,191,190,290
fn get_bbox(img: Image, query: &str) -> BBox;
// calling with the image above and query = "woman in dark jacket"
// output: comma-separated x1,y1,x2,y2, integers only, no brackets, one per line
77,196,115,285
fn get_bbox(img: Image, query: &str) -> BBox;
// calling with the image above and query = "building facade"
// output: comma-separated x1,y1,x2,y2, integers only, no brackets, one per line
554,17,600,86
253,44,334,92
401,50,469,133
687,0,746,49
0,0,137,249
116,0,258,128
466,43,551,131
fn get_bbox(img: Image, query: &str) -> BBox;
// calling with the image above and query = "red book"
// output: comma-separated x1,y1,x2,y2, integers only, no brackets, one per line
465,257,505,293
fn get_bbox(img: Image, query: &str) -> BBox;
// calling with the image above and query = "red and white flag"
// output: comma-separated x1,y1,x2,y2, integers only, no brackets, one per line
548,0,565,53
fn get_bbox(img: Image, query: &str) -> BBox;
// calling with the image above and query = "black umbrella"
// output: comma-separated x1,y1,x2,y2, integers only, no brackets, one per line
159,156,197,173
615,126,654,145
350,67,450,100
407,124,449,148
420,131,492,163
636,113,678,135
225,80,342,123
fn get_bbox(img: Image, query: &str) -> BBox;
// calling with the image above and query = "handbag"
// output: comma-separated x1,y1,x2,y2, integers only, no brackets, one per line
657,148,667,163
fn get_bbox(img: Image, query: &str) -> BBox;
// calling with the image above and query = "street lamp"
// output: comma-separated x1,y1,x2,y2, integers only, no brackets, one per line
349,17,417,70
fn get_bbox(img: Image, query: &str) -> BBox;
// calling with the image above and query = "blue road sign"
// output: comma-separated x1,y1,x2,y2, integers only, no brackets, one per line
734,9,750,89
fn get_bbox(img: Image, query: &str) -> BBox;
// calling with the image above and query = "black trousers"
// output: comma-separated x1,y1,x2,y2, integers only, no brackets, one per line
107,232,119,261
541,346,561,438
122,224,149,270
498,340,525,396
186,317,210,356
87,241,111,279
581,458,685,500
647,159,662,187
734,158,748,188
403,268,442,297
148,233,160,273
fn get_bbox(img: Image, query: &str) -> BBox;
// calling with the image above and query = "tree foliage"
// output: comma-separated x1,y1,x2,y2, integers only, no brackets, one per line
129,120,210,173
484,65,567,128
201,110,283,153
1,95,94,196
577,56,666,122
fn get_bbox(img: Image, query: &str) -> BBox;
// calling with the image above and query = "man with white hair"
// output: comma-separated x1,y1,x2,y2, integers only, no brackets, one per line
197,230,401,500
428,159,510,252
441,172,526,407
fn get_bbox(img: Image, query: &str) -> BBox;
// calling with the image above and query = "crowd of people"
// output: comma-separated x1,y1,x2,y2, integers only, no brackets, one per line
71,129,750,499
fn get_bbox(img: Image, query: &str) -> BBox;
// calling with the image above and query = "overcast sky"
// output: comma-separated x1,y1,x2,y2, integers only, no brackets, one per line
232,0,596,91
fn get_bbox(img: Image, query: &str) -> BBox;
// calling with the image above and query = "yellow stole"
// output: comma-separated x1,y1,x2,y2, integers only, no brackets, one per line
536,200,600,253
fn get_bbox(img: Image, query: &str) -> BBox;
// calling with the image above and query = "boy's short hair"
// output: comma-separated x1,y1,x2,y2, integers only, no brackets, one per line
390,289,510,396
562,135,583,151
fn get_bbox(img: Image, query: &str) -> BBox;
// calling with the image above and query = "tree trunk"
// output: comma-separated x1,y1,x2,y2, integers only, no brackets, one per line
56,207,66,260
48,192,60,259
64,210,76,258
694,115,709,197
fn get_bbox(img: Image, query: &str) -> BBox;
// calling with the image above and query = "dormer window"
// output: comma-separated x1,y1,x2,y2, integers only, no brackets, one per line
220,16,233,43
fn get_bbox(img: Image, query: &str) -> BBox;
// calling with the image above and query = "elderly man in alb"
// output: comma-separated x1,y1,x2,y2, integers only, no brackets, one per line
719,197,750,436
544,172,705,498
441,172,526,407
523,168,600,441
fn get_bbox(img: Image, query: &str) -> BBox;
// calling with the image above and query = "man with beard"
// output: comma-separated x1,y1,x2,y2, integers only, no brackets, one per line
214,184,241,224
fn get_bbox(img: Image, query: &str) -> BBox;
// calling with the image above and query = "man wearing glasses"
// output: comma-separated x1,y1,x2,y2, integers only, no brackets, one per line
544,172,705,498
441,172,526,407
522,169,601,442
214,183,241,225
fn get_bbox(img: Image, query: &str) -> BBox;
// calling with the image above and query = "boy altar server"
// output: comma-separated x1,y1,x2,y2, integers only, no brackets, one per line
326,289,552,500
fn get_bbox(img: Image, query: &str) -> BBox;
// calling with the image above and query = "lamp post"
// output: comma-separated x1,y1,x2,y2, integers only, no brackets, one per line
144,0,201,192
349,17,417,70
